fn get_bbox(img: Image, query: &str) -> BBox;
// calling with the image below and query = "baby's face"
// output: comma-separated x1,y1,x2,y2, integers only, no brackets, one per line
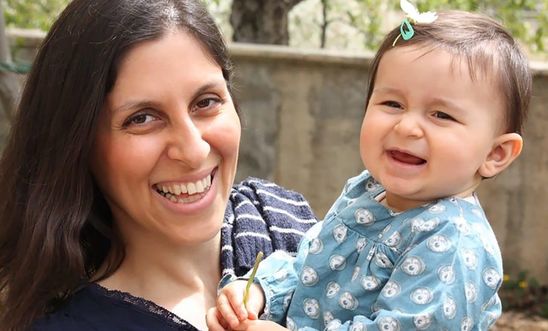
360,45,505,211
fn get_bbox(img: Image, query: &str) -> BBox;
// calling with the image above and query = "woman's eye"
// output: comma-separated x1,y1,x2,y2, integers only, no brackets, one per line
432,111,455,121
195,97,221,110
123,113,157,127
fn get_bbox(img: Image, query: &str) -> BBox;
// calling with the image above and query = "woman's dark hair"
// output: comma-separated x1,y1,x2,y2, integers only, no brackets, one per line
0,0,235,329
366,10,532,134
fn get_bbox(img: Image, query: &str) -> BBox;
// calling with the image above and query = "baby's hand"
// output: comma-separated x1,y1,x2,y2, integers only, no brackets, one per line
209,280,265,330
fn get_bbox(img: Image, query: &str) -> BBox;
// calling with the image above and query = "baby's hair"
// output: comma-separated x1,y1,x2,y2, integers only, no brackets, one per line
366,10,532,134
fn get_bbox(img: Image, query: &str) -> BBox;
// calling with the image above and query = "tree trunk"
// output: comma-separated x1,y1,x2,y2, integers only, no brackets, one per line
230,0,305,45
320,0,329,48
0,4,20,124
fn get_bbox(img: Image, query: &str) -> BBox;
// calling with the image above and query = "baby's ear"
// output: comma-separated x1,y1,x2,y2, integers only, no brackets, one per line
479,133,523,178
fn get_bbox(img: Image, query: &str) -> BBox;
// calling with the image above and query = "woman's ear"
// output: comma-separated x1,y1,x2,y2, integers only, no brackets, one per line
479,133,523,178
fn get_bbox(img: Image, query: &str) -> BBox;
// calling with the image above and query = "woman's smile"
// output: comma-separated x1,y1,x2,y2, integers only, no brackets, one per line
154,169,215,204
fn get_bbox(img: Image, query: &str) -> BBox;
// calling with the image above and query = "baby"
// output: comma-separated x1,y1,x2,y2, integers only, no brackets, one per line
207,4,532,331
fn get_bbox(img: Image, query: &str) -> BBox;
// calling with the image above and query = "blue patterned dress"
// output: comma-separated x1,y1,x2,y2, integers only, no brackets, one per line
253,171,503,331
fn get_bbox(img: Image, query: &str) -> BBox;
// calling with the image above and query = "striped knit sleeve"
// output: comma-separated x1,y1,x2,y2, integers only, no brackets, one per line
220,177,317,278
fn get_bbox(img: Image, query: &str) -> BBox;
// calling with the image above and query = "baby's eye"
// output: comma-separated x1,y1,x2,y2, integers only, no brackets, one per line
432,111,455,121
381,100,403,109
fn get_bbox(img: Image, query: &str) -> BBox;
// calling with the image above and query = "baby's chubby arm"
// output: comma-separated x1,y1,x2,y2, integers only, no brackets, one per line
206,280,265,331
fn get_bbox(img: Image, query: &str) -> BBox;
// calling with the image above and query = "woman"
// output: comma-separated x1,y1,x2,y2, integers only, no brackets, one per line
0,0,316,330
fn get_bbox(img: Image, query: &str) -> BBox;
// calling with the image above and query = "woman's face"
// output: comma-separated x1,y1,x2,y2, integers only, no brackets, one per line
91,30,240,247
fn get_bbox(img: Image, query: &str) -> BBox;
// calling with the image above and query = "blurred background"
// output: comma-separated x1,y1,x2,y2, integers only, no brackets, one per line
1,0,547,326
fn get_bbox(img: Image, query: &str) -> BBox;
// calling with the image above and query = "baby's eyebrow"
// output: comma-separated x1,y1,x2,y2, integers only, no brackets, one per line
428,97,466,114
372,87,401,95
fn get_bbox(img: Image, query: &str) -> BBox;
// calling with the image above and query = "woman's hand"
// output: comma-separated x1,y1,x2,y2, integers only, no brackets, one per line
206,280,265,330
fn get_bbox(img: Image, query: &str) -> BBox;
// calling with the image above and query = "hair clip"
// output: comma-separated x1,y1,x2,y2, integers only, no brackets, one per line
393,0,438,46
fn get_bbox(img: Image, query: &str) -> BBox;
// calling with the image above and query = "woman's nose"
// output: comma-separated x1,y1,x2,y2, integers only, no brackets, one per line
166,118,210,168
394,112,424,138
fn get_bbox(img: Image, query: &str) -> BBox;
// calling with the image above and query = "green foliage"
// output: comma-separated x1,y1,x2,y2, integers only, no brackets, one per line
3,0,69,31
290,0,547,58
2,0,547,57
408,0,548,53
345,0,385,50
500,272,548,318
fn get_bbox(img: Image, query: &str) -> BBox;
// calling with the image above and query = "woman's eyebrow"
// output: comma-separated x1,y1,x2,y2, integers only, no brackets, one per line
110,79,227,113
110,100,158,114
189,79,227,100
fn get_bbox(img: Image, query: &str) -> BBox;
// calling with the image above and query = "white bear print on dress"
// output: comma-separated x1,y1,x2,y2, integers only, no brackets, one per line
364,178,378,192
438,265,456,284
355,208,375,225
309,238,324,255
483,268,501,289
329,254,347,271
377,316,400,331
381,281,401,298
427,235,452,252
325,281,341,298
410,287,433,304
383,231,401,247
401,256,425,276
413,313,433,330
303,298,320,319
462,249,478,270
411,217,440,232
349,321,366,331
461,316,474,331
356,237,367,252
333,224,348,243
361,275,380,291
338,292,359,310
443,296,457,319
301,266,319,286
465,282,477,303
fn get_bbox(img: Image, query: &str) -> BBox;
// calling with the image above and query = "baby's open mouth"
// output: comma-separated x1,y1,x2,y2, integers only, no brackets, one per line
154,172,214,203
389,150,426,165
